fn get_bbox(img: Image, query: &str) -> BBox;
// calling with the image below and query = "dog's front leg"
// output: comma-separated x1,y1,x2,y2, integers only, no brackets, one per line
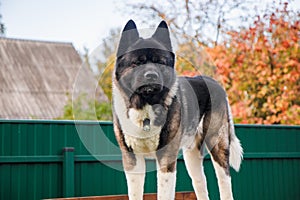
156,156,177,200
157,168,177,200
123,154,145,200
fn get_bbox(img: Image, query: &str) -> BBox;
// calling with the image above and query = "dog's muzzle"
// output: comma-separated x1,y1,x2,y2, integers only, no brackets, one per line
136,84,162,96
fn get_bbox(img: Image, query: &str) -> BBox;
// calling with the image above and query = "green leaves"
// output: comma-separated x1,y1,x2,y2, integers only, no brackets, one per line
56,94,112,121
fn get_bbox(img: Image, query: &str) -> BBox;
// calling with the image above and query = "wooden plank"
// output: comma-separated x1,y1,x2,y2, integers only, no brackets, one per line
46,192,196,200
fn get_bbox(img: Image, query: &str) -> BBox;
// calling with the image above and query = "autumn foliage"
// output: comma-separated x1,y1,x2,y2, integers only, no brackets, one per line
92,2,299,124
176,41,215,77
206,4,300,124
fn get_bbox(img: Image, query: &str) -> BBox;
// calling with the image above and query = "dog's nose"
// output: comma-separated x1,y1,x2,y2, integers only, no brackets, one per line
144,71,159,81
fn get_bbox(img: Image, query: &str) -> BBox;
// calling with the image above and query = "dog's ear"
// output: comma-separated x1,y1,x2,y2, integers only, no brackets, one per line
117,20,139,57
152,21,172,51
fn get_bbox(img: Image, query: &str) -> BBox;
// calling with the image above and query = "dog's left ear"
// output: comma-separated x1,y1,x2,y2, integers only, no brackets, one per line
152,21,172,52
117,20,140,57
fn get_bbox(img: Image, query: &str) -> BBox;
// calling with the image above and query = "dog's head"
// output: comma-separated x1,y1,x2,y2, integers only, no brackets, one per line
114,20,176,105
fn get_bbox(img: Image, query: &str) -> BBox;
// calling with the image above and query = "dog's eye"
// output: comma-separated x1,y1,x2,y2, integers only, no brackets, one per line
157,58,167,65
132,61,139,66
130,55,147,66
130,60,140,66
138,55,147,64
152,56,167,65
151,55,167,65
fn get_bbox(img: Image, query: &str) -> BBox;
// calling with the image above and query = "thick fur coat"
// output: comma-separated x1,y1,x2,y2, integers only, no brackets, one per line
112,20,243,200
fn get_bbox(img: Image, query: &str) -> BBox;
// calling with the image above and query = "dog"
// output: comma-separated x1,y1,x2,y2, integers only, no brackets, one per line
112,20,243,200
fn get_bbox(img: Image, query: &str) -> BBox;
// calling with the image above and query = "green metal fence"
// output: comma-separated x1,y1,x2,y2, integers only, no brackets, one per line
0,120,299,200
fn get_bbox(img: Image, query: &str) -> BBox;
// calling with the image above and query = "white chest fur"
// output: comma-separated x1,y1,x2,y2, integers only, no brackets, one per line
113,84,162,153
124,133,160,154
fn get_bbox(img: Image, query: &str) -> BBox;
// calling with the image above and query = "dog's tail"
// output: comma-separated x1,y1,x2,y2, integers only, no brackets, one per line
227,99,243,172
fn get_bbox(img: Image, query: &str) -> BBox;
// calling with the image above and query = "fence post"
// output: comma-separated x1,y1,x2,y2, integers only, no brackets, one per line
62,147,75,197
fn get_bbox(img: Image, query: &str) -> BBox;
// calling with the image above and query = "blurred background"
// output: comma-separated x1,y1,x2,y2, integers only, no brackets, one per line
0,0,299,124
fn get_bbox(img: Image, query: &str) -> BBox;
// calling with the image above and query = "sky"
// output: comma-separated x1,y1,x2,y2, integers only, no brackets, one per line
1,0,127,52
1,0,299,54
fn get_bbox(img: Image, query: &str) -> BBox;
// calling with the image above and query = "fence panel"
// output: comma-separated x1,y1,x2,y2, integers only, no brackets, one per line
0,120,299,200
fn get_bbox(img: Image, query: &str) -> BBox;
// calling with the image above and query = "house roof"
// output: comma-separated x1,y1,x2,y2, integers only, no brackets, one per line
0,37,107,119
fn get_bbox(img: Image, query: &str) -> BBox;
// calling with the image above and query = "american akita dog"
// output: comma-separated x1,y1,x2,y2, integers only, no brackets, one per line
112,20,243,200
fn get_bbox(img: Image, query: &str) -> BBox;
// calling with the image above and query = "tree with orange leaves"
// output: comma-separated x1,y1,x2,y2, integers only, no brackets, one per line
207,3,300,124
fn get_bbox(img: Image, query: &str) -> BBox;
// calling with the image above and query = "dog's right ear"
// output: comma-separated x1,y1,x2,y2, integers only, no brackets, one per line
152,21,172,52
117,20,139,57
